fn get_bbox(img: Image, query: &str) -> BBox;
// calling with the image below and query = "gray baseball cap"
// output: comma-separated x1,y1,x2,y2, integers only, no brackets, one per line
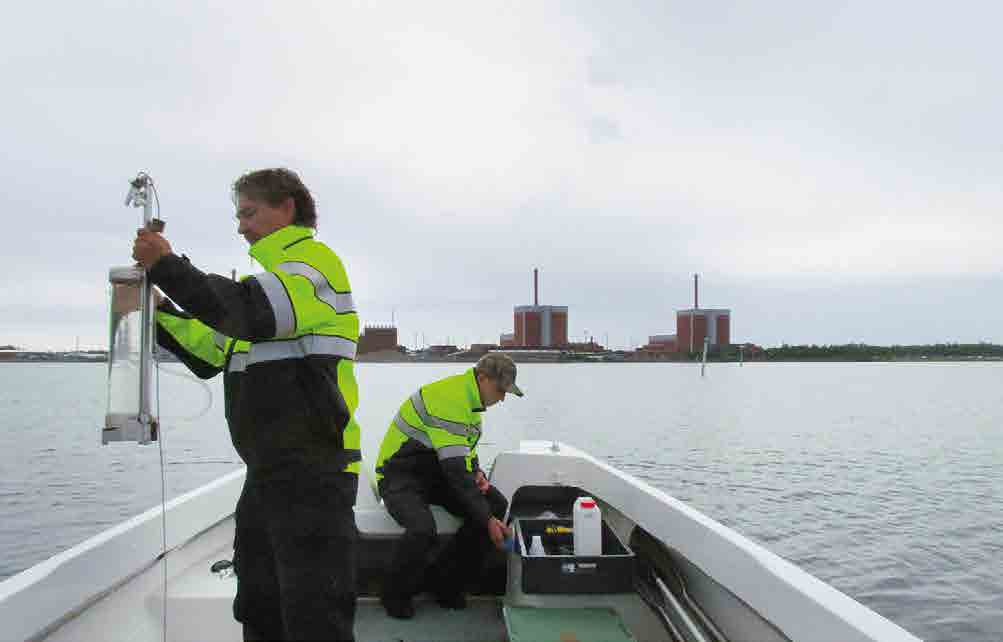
475,353,524,397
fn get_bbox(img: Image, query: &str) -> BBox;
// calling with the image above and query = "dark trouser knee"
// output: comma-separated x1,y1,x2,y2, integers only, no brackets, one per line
239,473,358,642
386,529,437,597
242,622,282,641
396,529,437,563
432,491,507,593
273,531,357,641
382,482,439,597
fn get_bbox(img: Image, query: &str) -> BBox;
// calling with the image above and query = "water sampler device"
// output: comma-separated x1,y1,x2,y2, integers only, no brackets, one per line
103,172,165,445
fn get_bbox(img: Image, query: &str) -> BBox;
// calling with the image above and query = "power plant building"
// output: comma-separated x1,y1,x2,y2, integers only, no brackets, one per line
507,268,569,348
358,325,398,355
638,334,677,354
669,274,731,352
513,305,568,347
676,309,731,352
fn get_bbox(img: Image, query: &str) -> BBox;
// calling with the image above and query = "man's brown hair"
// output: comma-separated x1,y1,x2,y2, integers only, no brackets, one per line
232,168,318,228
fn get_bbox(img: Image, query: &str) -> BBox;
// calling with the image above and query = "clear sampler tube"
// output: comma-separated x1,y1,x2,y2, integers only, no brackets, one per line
103,265,158,444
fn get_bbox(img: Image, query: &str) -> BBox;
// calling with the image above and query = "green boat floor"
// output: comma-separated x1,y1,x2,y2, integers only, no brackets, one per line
503,606,637,642
355,596,508,642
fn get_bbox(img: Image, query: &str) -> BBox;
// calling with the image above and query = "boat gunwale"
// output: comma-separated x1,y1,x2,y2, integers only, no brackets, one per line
492,441,922,642
0,468,246,642
1,443,924,642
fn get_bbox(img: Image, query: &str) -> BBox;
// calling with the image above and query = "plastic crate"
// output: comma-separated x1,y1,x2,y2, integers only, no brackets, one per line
513,518,635,594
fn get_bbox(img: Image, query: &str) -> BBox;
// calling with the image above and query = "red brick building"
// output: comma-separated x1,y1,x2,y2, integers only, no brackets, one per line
504,268,570,348
513,305,568,348
676,309,730,353
358,325,398,355
639,334,677,353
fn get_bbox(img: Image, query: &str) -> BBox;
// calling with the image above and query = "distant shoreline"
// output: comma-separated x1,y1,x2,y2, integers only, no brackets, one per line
4,356,1001,364
5,343,1002,364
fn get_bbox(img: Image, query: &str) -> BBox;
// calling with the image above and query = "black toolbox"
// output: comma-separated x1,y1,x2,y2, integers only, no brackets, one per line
513,517,635,594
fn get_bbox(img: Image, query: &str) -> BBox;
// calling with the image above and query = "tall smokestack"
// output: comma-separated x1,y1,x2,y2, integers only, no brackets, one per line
534,268,539,306
694,273,699,310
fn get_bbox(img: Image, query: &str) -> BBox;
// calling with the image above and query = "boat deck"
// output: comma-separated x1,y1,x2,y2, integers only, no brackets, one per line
10,444,923,642
356,596,507,642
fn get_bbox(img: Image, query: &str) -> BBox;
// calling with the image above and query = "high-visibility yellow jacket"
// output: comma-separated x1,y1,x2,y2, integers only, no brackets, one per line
151,224,362,477
375,368,491,525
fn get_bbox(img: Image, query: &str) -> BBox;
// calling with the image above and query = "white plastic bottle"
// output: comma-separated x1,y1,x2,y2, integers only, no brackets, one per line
573,496,602,556
529,534,546,556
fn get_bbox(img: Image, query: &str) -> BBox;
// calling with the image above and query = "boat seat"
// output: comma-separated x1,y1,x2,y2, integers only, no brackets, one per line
355,503,462,537
355,456,463,536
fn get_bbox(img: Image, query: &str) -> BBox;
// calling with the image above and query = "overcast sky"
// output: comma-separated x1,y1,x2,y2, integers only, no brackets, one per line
2,1,1001,350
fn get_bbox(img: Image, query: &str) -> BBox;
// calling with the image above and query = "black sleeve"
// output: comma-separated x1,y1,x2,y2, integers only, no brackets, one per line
155,300,224,380
440,457,492,527
149,254,276,341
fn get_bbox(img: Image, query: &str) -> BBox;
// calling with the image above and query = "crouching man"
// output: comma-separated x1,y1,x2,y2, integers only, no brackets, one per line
375,353,522,618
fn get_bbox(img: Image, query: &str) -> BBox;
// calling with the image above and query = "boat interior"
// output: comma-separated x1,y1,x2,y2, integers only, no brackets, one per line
356,484,668,642
150,484,789,642
22,443,916,642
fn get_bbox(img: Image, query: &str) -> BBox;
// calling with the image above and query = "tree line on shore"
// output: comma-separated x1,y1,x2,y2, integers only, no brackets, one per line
754,342,1003,361
5,342,1003,363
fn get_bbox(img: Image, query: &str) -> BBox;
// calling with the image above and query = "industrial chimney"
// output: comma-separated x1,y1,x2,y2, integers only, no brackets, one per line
694,273,699,310
534,268,539,306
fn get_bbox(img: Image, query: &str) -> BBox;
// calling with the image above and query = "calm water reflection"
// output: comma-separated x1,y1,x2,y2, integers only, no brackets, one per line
2,362,1000,641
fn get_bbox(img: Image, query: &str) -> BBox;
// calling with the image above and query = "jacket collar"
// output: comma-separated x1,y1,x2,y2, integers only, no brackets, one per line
248,225,314,270
465,367,486,413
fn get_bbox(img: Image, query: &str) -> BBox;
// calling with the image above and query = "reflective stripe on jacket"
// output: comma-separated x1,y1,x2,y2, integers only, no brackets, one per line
153,224,362,476
375,368,491,525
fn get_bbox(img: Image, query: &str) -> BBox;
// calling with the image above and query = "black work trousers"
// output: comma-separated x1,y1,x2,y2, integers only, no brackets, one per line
232,471,358,641
380,473,508,599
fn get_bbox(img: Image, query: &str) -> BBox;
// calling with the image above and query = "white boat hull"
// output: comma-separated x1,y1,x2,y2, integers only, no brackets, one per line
0,441,922,642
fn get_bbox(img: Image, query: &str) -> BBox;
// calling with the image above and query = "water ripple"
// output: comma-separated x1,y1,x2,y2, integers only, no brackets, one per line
2,362,1002,641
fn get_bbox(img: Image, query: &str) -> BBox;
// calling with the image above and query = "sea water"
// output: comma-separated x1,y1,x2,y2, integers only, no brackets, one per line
1,361,1001,641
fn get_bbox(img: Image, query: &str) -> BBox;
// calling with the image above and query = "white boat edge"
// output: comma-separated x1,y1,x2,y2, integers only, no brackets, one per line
495,442,921,642
0,441,923,642
0,468,245,642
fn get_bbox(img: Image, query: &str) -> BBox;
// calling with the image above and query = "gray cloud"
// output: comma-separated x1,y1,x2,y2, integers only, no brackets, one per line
2,2,1001,350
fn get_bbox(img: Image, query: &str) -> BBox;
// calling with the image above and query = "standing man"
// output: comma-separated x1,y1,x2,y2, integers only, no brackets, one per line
132,168,361,641
375,353,522,619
